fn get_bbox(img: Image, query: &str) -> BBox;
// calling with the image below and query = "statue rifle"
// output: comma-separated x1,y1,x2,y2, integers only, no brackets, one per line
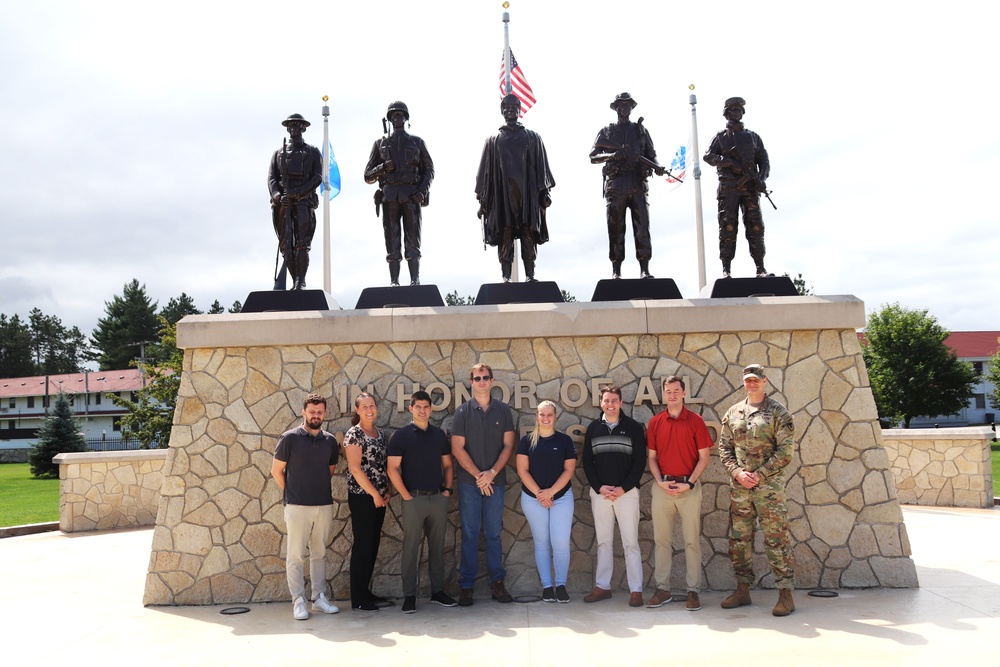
592,138,683,183
725,146,777,210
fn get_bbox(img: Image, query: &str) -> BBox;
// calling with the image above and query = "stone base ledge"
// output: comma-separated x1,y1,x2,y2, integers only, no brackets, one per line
54,450,168,465
883,426,994,440
177,294,865,349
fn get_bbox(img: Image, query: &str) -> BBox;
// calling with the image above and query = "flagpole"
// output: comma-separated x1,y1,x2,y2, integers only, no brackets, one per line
689,86,707,291
322,96,331,294
502,2,519,282
503,3,511,95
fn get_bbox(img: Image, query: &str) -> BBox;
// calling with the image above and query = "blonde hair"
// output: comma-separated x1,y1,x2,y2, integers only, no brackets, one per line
529,400,558,450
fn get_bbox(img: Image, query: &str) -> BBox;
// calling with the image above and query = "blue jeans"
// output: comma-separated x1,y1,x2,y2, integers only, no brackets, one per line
457,481,506,589
520,490,574,588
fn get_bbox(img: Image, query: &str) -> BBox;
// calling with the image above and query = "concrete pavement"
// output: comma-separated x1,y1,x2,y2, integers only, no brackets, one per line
3,505,997,666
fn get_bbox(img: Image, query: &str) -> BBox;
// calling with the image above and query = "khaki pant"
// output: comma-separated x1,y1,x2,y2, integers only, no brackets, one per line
650,482,703,592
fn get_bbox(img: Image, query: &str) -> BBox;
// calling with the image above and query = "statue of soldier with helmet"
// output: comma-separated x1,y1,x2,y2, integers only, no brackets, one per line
268,113,323,290
703,97,772,278
364,101,435,286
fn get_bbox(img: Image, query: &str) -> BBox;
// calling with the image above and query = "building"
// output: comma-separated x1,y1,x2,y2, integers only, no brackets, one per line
0,369,146,460
909,331,999,428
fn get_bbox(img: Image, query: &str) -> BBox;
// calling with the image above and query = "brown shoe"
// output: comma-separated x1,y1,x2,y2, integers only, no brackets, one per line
490,579,513,603
645,588,673,608
583,587,612,603
772,589,795,616
628,592,644,607
458,588,474,607
685,591,701,611
721,583,752,609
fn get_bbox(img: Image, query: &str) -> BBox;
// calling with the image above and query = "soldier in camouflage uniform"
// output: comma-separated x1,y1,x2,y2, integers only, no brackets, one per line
718,363,796,616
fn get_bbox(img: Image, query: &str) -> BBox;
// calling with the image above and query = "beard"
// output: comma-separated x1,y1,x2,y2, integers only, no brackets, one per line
306,416,324,430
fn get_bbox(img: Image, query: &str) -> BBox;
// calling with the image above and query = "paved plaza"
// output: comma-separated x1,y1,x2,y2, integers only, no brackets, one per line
3,505,997,666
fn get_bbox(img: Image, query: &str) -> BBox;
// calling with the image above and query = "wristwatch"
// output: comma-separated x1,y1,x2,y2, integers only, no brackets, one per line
440,485,454,494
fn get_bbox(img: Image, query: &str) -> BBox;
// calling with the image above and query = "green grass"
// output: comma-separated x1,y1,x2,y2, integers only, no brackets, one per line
0,463,60,527
993,442,1000,498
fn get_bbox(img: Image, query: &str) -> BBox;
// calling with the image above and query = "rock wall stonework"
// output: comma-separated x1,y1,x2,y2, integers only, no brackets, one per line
143,299,917,605
55,450,166,532
0,449,29,463
882,427,994,508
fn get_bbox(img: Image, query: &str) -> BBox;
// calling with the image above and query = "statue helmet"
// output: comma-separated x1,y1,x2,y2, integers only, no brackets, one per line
611,92,638,110
387,101,410,120
723,97,746,112
281,113,310,127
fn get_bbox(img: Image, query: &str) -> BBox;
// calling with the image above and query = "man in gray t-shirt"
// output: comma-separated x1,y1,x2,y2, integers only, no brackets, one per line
451,363,515,606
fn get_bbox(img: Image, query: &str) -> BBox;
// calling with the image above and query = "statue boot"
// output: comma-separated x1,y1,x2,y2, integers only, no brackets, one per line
722,261,732,279
755,264,771,278
293,250,309,290
523,259,537,282
501,261,512,283
389,260,401,286
407,259,420,286
639,260,654,279
612,261,622,279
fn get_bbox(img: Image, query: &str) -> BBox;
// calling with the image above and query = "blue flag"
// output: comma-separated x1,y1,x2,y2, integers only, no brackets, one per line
321,141,341,200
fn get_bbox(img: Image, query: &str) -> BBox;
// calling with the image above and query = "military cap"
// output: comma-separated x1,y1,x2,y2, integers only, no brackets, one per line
742,364,766,380
387,101,410,120
501,93,521,109
724,97,746,111
281,113,310,127
611,92,638,109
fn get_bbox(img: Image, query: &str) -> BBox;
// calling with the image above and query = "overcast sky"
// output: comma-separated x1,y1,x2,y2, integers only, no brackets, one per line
0,1,995,345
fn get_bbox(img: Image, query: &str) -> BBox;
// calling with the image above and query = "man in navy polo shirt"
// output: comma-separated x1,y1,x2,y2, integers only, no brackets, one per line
387,390,458,614
271,393,340,620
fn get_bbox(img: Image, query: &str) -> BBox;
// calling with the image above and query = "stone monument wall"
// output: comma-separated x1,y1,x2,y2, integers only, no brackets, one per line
143,297,918,605
55,450,167,532
882,426,994,508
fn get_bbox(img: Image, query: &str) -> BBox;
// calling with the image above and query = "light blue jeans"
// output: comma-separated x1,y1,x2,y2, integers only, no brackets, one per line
520,490,574,588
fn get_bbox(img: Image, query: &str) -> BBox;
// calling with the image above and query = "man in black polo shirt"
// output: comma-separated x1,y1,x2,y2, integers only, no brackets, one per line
271,393,340,620
387,391,457,614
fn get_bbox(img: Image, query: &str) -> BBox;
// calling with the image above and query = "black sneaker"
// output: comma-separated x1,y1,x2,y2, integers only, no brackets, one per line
402,596,416,614
541,587,556,603
431,591,458,607
555,585,570,603
352,600,379,612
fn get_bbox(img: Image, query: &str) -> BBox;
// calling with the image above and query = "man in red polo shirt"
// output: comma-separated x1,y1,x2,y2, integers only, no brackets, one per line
645,375,713,611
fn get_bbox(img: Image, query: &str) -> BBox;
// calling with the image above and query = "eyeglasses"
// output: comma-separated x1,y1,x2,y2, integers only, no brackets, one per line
472,375,492,382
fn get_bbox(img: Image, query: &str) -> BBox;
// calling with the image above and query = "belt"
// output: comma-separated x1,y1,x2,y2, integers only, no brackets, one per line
662,475,691,484
411,489,439,496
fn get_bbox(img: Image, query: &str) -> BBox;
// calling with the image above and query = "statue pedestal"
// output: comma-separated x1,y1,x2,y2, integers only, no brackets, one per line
591,278,683,302
474,281,563,305
702,276,798,298
241,289,339,313
355,285,444,309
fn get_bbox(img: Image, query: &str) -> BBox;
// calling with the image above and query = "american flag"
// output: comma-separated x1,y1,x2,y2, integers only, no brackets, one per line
498,49,536,117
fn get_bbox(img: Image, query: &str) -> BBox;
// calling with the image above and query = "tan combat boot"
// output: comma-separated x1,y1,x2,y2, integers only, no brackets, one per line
772,589,795,616
720,583,752,609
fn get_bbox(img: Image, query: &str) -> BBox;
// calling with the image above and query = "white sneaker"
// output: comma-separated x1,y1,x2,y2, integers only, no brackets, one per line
312,593,339,614
293,596,309,620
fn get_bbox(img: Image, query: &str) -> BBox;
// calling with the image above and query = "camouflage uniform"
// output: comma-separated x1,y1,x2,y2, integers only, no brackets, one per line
719,394,795,589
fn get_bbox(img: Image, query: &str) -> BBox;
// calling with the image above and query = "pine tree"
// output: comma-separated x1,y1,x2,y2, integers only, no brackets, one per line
29,391,88,478
89,279,160,371
0,313,35,377
113,318,181,449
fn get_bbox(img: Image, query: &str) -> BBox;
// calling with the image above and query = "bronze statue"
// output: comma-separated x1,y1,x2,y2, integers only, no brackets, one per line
703,97,771,278
590,93,665,279
267,114,323,290
475,93,555,282
364,101,435,286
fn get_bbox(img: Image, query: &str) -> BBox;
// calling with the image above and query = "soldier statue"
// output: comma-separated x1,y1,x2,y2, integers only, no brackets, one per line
364,101,435,286
703,97,772,278
475,93,555,283
267,114,323,290
590,92,665,279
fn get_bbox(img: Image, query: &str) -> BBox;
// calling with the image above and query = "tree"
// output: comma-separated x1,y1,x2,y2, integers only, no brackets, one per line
113,318,181,449
0,313,35,377
445,291,475,306
228,300,243,313
986,338,1000,414
159,292,202,325
207,300,226,314
89,279,160,370
28,308,89,375
29,391,88,478
861,303,976,427
783,272,814,296
561,290,577,303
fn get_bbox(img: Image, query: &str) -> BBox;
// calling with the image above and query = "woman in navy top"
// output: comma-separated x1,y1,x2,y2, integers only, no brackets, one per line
516,400,577,603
